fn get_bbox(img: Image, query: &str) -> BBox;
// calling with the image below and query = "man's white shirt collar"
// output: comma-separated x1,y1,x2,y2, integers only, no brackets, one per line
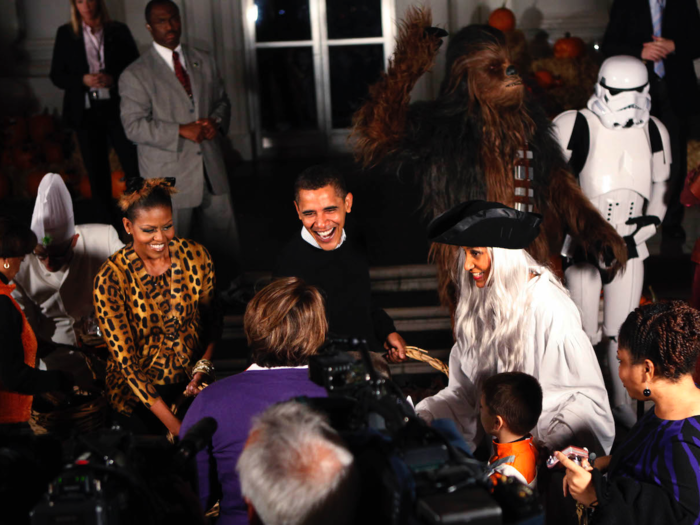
301,226,346,250
153,41,185,72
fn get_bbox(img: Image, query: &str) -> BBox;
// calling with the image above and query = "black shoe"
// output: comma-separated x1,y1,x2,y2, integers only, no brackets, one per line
662,224,686,241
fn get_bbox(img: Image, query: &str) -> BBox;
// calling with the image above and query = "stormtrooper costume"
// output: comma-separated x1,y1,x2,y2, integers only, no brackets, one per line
553,56,671,427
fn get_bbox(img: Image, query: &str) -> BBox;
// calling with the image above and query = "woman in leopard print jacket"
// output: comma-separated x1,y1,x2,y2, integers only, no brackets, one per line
93,178,221,436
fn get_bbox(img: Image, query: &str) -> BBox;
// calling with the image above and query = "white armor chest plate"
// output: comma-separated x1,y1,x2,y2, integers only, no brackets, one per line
578,109,653,204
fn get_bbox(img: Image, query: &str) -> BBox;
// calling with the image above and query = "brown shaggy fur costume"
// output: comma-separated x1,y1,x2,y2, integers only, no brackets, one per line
352,8,627,313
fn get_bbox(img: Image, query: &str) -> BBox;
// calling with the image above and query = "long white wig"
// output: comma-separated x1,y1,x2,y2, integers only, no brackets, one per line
453,246,563,388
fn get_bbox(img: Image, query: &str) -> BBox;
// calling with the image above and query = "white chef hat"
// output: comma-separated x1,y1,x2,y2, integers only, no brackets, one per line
30,173,76,247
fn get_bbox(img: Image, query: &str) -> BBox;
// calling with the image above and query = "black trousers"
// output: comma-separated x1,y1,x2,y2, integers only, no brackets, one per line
650,76,687,229
75,100,139,224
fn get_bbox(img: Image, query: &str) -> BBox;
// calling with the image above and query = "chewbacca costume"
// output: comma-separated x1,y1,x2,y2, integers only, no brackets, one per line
353,9,627,312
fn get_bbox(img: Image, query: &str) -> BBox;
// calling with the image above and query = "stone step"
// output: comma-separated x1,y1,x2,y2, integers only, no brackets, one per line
215,264,449,377
241,264,438,294
222,305,450,341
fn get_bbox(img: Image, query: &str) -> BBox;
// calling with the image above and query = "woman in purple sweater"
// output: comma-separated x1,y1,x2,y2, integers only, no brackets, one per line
181,277,328,524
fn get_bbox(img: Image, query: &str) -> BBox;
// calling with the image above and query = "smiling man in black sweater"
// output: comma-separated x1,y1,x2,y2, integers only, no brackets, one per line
273,166,406,358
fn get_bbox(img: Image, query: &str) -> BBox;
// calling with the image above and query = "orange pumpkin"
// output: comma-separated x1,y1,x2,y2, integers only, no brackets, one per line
13,144,38,170
4,117,28,146
60,170,81,187
111,171,126,198
78,175,92,199
488,7,516,32
639,285,657,305
29,113,55,144
534,70,554,89
27,171,47,198
42,140,64,164
554,33,586,59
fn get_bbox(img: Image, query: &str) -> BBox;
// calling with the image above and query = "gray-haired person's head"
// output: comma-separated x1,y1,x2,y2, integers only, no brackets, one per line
236,401,359,525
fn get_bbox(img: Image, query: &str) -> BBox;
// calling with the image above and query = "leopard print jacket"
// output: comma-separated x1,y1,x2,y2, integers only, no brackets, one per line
93,237,221,415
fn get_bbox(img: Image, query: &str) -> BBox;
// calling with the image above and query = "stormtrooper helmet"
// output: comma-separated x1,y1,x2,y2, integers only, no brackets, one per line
587,55,651,129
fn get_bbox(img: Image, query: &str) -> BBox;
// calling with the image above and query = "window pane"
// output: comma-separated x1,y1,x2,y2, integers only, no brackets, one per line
257,48,318,133
255,0,311,42
326,0,382,39
329,44,384,129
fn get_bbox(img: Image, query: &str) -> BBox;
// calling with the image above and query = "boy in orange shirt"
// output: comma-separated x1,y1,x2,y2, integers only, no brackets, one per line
480,372,543,488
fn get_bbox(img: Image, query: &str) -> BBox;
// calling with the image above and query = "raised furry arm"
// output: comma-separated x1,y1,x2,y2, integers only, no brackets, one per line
352,7,442,168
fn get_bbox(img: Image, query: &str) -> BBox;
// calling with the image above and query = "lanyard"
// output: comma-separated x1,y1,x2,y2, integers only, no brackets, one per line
84,26,104,70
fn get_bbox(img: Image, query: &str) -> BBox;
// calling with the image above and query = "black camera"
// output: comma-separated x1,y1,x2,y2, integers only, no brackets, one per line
30,418,217,525
304,338,543,525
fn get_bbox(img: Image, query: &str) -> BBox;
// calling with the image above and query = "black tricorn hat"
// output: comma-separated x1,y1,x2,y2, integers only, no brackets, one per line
428,200,542,249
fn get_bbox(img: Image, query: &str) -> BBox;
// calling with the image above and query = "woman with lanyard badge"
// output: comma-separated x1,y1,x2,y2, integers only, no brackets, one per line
50,0,140,224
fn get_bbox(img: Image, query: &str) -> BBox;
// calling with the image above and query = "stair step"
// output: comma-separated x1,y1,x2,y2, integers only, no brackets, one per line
222,305,450,341
216,264,449,377
241,264,438,294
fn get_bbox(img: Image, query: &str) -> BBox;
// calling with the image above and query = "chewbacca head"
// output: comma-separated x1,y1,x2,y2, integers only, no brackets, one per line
440,25,524,110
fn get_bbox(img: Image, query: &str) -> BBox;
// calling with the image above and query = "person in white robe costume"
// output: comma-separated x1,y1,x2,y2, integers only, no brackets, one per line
11,174,123,383
414,201,615,456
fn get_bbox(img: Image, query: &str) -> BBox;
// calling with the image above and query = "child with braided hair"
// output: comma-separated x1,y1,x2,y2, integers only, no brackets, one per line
555,301,700,524
93,177,222,436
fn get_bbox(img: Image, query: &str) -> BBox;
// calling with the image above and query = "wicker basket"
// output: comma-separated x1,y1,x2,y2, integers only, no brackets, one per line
405,346,449,376
30,394,109,437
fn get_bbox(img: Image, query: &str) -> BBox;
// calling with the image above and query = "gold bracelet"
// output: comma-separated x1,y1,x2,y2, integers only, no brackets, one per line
192,359,215,379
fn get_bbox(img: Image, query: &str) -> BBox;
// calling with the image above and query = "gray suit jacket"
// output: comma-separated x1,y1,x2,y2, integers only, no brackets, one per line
119,45,231,208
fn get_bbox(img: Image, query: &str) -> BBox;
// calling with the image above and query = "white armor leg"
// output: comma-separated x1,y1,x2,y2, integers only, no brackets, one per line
565,263,603,344
602,257,645,427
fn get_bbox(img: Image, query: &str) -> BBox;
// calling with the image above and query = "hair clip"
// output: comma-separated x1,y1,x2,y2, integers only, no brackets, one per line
125,176,146,195
118,177,178,212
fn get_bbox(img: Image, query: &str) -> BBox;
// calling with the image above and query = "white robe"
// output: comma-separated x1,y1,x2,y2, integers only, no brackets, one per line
12,224,124,346
415,272,615,455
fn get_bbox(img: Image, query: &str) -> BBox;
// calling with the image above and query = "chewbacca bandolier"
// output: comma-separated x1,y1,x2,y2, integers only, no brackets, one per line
353,8,627,314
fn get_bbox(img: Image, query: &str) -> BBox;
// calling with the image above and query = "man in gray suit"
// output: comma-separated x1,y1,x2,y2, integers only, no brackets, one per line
119,0,240,289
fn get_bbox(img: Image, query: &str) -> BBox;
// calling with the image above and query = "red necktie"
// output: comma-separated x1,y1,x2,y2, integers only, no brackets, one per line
172,51,192,98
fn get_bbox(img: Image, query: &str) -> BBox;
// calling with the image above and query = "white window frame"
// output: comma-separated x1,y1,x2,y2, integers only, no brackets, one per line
242,0,396,158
